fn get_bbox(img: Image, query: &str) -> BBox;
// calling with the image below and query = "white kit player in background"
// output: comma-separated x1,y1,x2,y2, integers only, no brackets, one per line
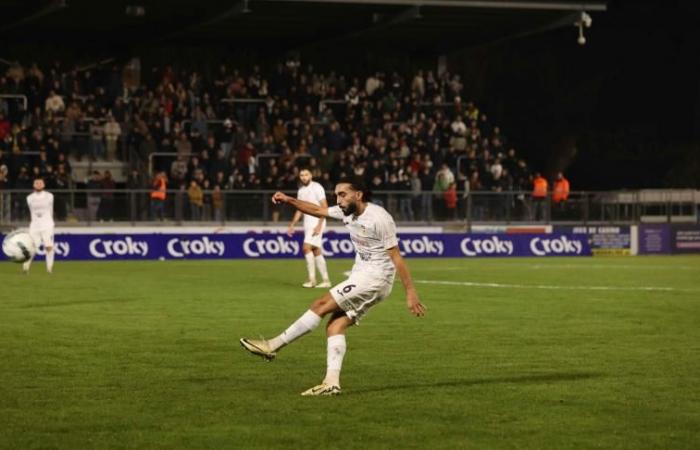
287,169,331,288
241,177,426,396
25,178,55,274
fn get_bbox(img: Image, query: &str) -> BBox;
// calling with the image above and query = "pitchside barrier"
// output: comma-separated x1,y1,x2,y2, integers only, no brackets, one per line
3,224,699,261
0,227,592,261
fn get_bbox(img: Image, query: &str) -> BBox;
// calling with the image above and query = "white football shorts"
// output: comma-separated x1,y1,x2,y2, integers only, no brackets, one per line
330,271,394,322
303,225,324,248
29,228,54,249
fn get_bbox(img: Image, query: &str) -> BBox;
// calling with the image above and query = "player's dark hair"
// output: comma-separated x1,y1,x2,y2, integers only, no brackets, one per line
336,176,372,202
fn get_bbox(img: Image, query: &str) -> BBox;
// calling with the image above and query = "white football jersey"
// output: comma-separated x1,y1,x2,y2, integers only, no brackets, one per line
327,203,398,280
27,191,55,231
297,181,327,228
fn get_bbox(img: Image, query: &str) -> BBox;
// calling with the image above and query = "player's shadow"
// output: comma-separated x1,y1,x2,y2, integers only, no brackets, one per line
353,372,603,395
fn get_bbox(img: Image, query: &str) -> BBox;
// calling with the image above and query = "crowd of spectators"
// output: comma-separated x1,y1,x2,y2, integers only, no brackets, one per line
1,58,537,221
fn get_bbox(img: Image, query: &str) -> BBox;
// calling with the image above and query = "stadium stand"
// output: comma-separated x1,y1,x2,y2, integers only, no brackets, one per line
0,60,535,208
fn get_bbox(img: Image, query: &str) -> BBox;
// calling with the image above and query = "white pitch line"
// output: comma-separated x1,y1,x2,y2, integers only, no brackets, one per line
415,279,695,292
417,264,700,271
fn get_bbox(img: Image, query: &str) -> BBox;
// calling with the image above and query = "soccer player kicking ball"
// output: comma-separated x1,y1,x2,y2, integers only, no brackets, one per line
287,168,331,288
241,177,426,396
24,178,55,274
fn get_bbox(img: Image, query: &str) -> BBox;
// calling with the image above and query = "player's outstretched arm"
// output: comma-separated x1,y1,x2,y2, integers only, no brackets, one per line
272,192,330,219
387,246,426,317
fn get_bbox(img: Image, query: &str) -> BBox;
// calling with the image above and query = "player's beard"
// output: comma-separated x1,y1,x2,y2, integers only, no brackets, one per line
341,201,357,216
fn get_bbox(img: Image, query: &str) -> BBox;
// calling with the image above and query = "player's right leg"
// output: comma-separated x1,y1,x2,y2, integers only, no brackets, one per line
42,229,55,274
240,292,342,361
302,242,316,288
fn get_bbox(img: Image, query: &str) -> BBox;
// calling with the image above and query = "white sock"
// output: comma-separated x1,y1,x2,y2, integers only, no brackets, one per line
268,310,321,351
304,252,316,282
22,256,33,272
315,254,329,281
324,334,347,387
46,249,54,273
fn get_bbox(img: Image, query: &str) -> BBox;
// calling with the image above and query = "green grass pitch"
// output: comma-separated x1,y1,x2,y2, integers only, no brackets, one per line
1,256,699,449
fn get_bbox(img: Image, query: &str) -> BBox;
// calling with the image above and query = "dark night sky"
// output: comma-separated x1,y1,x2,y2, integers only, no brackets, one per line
452,0,700,189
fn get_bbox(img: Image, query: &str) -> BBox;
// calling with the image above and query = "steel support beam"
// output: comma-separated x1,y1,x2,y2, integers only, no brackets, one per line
262,0,606,12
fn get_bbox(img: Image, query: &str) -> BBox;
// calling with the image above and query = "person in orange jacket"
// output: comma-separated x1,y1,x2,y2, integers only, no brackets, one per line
552,172,570,204
531,172,548,221
150,171,168,221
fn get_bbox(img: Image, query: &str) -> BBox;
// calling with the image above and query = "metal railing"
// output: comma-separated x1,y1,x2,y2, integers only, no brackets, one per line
1,189,698,227
0,94,27,111
220,98,266,105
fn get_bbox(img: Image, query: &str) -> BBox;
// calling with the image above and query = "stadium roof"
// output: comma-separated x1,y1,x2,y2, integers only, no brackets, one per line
0,0,606,53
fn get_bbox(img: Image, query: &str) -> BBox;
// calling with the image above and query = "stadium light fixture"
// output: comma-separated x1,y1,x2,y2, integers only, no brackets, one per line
575,10,592,45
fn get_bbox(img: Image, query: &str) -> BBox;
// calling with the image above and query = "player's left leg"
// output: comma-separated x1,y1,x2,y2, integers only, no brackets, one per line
42,229,55,274
312,246,331,288
300,311,352,396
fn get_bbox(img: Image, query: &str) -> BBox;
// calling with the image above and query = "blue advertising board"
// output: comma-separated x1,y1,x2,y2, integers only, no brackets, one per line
1,232,591,261
638,225,672,255
555,226,632,255
671,225,700,254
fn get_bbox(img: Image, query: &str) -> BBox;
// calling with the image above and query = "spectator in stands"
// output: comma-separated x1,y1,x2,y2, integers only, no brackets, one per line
468,170,485,220
419,165,434,221
89,121,105,161
397,172,414,221
552,171,570,205
127,169,147,220
86,170,102,222
0,113,10,140
531,172,548,221
44,90,65,114
150,171,167,221
170,154,188,187
176,132,192,158
12,166,31,219
100,170,116,221
444,182,458,220
53,163,71,220
202,179,213,220
103,114,121,161
187,180,203,221
434,163,455,219
450,115,467,151
212,184,224,222
136,133,156,167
